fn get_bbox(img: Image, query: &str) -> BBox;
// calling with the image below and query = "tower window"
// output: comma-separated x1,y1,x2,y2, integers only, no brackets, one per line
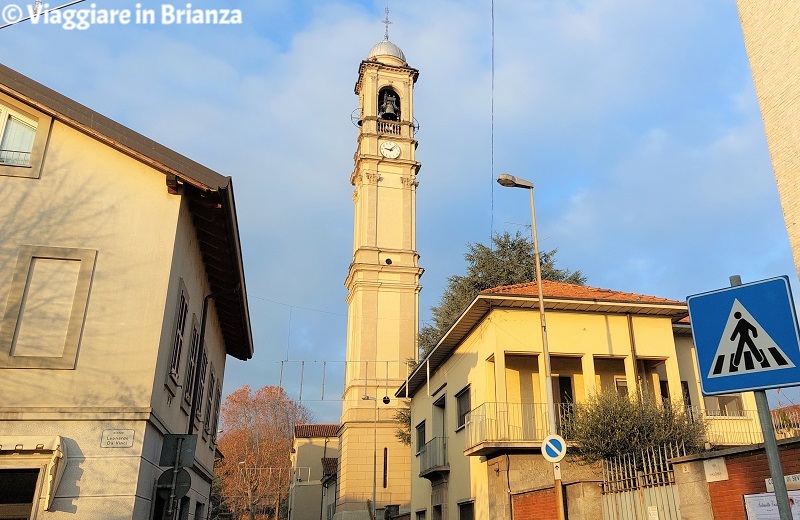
378,87,400,121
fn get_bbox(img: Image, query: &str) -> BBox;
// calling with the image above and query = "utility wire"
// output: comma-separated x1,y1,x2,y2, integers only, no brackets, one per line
0,0,86,30
490,0,496,245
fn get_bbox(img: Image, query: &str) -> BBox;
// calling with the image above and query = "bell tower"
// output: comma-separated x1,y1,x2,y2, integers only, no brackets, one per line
335,32,422,518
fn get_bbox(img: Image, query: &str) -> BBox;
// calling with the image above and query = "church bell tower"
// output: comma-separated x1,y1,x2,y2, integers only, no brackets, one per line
336,30,422,517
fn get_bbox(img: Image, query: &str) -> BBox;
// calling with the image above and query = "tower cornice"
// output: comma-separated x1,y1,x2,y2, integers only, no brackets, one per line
355,60,419,94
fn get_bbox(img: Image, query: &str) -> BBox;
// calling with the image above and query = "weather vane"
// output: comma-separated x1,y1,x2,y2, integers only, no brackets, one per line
382,5,392,41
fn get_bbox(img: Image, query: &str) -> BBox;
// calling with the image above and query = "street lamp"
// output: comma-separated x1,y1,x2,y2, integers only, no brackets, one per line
362,394,380,520
497,174,564,520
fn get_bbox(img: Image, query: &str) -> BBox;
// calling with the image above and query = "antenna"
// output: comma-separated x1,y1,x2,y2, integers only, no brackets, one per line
382,5,392,41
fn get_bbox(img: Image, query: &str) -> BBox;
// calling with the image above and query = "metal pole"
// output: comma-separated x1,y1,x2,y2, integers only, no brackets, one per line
529,187,565,520
373,396,378,520
730,275,791,520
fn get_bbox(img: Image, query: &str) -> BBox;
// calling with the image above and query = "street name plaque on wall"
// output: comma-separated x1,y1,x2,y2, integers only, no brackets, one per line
101,429,135,448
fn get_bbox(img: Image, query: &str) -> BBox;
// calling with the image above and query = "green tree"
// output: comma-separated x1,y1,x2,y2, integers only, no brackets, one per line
561,392,707,463
418,231,586,357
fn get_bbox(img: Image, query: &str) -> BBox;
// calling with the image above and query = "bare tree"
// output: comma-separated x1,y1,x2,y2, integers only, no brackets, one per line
216,386,311,519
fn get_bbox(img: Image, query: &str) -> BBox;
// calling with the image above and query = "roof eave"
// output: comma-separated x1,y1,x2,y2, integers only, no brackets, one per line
398,293,689,398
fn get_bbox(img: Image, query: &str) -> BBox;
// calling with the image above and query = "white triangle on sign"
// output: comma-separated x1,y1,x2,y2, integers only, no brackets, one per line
707,299,795,378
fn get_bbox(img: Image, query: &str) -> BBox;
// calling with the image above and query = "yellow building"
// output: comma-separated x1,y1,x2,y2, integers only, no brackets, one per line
398,281,762,520
288,424,340,520
737,1,800,277
0,64,253,519
332,34,422,520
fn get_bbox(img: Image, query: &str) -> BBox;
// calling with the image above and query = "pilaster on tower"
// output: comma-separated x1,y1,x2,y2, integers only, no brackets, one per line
335,36,423,518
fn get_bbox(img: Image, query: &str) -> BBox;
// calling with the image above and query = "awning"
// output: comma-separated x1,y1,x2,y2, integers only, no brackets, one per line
0,435,67,511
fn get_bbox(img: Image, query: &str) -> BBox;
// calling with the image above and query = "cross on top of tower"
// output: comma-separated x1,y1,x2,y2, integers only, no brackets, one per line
382,6,392,41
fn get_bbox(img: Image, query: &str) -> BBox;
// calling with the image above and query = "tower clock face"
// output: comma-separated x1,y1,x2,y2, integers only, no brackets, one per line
380,141,401,159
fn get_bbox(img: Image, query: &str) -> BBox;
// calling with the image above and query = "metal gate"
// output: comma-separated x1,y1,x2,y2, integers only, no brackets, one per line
601,443,685,520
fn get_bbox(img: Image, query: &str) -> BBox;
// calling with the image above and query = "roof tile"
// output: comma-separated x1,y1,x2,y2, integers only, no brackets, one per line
482,280,682,305
294,424,340,438
321,457,338,476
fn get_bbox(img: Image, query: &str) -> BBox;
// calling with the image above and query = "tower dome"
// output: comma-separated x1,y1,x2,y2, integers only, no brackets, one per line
366,39,406,63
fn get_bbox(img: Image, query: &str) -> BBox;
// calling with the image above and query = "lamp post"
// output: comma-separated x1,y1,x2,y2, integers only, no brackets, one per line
362,394,379,520
497,174,564,520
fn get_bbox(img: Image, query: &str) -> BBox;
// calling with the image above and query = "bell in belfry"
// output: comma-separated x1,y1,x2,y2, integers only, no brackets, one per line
379,90,399,121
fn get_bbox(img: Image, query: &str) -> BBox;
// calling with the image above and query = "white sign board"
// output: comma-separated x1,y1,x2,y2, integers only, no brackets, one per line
703,457,729,482
744,492,800,519
101,429,135,448
766,474,800,492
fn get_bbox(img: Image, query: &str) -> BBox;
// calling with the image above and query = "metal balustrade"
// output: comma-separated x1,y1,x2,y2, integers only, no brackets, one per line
0,149,31,165
464,401,797,452
419,437,448,475
376,120,402,135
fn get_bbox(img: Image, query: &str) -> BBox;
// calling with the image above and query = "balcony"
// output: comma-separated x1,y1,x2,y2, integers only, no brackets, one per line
464,401,792,456
691,406,800,447
464,402,560,456
419,437,448,480
376,120,402,136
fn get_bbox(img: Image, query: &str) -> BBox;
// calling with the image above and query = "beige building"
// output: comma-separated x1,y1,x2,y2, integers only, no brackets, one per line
287,424,340,520
330,35,422,520
398,281,761,520
737,1,800,277
0,64,253,519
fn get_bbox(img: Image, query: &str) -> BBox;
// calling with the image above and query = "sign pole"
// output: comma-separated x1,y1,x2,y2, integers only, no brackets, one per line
730,275,792,520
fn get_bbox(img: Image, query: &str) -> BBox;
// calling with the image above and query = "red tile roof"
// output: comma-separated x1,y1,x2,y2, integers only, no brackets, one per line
294,424,340,438
482,280,682,305
321,457,338,476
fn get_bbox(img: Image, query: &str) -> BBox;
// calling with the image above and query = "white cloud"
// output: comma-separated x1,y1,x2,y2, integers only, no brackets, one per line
0,0,794,419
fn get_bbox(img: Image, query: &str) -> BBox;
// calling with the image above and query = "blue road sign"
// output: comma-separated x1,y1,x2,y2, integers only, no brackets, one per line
542,434,566,463
687,276,800,395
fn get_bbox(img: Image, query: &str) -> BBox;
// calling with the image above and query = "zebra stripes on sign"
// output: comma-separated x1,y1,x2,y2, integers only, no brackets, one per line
707,298,795,378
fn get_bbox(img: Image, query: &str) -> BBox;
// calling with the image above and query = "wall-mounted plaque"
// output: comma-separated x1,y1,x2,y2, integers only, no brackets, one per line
101,429,135,448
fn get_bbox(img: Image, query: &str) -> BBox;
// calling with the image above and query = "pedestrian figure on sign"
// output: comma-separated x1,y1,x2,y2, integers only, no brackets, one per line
731,311,765,368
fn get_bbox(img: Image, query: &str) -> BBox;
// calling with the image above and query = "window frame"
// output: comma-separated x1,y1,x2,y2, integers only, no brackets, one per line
0,106,36,166
203,367,216,434
194,348,208,420
183,321,200,406
455,385,471,431
704,393,745,417
0,93,51,179
210,380,222,444
457,500,475,520
415,420,426,456
0,245,97,369
168,284,189,382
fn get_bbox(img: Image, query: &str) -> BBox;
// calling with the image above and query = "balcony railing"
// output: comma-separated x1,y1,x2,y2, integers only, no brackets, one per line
465,402,798,454
376,120,402,136
691,406,800,446
0,149,31,166
419,437,448,476
464,402,557,453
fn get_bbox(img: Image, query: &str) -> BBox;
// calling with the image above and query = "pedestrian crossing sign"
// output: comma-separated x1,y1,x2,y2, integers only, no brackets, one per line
687,276,800,395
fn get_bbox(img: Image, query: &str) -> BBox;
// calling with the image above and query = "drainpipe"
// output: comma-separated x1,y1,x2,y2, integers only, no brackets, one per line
626,314,642,397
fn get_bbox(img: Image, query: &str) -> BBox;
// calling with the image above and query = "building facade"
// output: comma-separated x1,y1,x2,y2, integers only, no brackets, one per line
333,36,423,519
0,64,253,519
288,424,340,520
736,1,800,277
398,281,761,520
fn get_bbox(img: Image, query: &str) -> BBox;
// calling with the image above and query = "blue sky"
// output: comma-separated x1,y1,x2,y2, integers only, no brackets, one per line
2,0,797,421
